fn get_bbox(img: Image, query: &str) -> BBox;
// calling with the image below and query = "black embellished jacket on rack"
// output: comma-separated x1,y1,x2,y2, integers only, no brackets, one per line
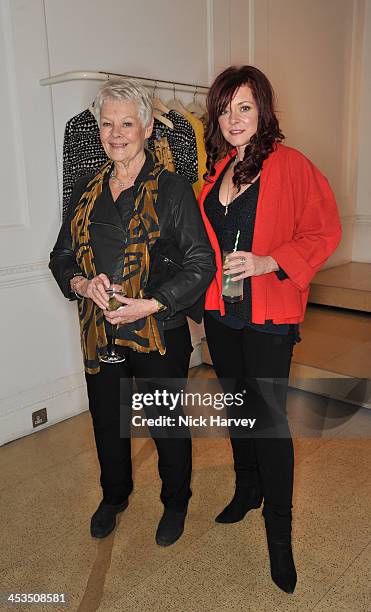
62,109,108,218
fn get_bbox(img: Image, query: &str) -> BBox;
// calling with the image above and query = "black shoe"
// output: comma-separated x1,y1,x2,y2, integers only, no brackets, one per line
267,538,297,593
155,508,187,547
215,486,262,523
90,499,128,539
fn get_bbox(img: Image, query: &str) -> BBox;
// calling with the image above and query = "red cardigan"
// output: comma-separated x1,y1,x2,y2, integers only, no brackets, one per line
198,143,342,324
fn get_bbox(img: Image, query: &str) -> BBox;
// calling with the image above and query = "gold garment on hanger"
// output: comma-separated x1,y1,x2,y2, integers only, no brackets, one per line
200,113,208,130
153,137,176,173
184,111,207,197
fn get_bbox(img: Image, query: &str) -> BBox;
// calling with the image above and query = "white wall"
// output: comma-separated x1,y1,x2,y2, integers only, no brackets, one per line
213,0,366,267
354,0,371,262
0,0,224,445
0,0,368,445
0,0,88,445
252,0,366,267
43,0,210,201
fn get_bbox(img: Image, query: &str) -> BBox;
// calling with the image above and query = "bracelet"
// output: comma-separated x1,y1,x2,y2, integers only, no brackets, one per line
70,275,86,299
146,296,167,312
154,298,167,313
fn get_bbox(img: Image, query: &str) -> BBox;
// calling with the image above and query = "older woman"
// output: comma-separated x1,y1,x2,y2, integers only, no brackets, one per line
199,66,341,593
49,79,215,545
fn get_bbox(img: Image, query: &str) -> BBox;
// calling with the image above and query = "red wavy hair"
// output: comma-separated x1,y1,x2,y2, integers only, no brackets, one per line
205,65,285,189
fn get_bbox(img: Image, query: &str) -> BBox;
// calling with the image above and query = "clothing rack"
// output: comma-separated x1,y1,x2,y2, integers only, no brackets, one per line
40,70,209,94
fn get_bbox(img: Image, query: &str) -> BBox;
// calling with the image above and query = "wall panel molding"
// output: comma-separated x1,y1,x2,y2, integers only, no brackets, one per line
0,0,30,230
340,214,356,222
253,0,269,71
0,371,87,446
206,0,214,83
0,260,51,289
208,0,231,78
343,0,366,198
248,0,255,64
355,214,371,225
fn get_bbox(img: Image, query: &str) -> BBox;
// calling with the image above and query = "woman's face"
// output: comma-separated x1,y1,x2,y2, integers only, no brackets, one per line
99,98,153,163
218,84,258,150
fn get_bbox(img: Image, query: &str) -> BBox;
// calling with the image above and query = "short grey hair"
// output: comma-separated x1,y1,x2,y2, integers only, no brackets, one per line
93,78,153,127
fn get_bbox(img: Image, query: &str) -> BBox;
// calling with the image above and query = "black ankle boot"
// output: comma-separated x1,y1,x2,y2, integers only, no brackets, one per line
156,507,187,547
215,486,262,523
267,537,297,593
90,499,128,538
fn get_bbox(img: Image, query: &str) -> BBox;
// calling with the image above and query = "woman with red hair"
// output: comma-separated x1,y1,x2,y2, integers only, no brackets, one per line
199,65,341,593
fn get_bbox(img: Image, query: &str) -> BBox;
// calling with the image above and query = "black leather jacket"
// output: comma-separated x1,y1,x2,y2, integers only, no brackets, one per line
49,153,216,331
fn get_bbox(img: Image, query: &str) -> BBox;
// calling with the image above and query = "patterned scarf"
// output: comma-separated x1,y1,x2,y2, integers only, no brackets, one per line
71,155,166,374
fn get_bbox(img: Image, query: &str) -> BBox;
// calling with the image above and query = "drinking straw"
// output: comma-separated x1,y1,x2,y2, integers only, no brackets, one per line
233,230,240,252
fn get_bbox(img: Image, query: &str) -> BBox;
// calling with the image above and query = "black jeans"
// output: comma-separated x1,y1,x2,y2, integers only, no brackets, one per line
85,324,193,511
204,312,295,536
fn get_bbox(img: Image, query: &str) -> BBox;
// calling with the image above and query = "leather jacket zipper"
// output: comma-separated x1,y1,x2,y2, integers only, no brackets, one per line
90,221,126,234
90,221,128,246
162,255,182,270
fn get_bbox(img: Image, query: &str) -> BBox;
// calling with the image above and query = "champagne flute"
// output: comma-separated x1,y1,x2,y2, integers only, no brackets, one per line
99,274,127,364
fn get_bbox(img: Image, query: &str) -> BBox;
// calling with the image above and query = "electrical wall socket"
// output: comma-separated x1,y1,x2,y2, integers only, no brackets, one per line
32,408,48,428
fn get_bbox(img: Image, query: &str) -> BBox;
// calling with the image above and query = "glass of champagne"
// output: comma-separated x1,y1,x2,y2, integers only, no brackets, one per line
99,274,127,364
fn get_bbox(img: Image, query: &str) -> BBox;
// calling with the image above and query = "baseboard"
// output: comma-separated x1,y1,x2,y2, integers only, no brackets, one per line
0,372,88,446
1,341,204,446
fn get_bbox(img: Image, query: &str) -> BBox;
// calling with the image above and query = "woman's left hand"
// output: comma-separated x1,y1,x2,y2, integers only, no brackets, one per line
224,251,279,281
104,296,159,324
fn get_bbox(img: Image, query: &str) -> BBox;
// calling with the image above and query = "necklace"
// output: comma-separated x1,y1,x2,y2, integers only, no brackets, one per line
110,169,136,188
110,154,146,188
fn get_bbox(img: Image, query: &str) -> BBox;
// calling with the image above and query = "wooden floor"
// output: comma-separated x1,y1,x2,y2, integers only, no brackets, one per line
0,369,369,611
309,262,371,312
1,269,370,610
202,303,371,408
290,305,371,408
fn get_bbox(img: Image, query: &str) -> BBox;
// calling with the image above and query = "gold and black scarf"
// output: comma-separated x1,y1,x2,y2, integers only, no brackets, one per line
71,155,166,374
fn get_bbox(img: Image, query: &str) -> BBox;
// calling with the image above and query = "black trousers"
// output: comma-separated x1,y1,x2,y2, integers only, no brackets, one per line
85,324,193,511
204,312,295,536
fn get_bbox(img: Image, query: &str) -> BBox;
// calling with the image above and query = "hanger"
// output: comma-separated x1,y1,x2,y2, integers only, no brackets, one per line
150,81,173,129
187,87,205,118
152,81,170,114
153,110,173,129
166,83,188,116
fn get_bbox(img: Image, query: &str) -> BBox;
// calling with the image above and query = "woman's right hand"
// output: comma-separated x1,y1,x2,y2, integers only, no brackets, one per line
71,274,110,310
